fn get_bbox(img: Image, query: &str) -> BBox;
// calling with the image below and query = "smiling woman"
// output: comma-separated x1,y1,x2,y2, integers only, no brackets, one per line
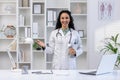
36,10,83,70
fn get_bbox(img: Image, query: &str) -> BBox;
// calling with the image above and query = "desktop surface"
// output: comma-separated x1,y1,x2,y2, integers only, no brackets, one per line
0,70,120,80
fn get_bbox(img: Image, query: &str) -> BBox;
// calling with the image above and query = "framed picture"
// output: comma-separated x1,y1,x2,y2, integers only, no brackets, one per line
98,0,114,20
33,3,41,14
78,30,84,38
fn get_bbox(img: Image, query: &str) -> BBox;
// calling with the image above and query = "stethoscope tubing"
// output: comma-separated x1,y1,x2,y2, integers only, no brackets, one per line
56,28,72,44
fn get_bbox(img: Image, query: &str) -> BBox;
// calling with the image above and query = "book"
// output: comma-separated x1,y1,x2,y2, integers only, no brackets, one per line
53,11,57,21
33,3,41,14
22,0,29,7
18,49,25,62
25,27,31,38
32,22,38,38
47,10,54,26
19,0,22,7
19,15,25,27
47,10,53,22
25,27,28,38
27,27,31,37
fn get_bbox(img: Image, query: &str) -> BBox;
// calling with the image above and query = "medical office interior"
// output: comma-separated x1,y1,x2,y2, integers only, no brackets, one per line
0,0,120,72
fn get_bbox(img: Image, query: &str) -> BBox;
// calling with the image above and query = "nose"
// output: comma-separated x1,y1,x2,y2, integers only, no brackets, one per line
63,19,67,21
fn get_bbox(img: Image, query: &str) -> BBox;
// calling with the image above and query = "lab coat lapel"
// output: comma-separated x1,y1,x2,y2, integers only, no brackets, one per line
59,28,71,44
65,30,70,36
59,29,64,36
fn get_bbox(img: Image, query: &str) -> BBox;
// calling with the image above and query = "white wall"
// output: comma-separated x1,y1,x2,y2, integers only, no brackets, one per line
87,0,120,69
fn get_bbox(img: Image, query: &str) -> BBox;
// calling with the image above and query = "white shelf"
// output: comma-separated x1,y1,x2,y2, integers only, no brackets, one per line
18,25,31,28
33,0,45,3
32,37,45,39
46,26,55,28
81,37,87,40
70,1,87,3
32,50,44,53
0,1,16,3
19,42,32,44
18,62,31,64
0,50,16,52
46,62,52,63
18,7,31,9
32,14,44,16
72,14,87,16
0,38,15,39
0,13,16,16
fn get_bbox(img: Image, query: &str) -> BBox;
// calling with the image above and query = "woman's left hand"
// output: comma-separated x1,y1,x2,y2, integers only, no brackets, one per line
35,40,45,48
69,48,76,56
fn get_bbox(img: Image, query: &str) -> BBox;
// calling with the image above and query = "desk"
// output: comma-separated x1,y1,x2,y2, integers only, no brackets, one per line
0,70,120,80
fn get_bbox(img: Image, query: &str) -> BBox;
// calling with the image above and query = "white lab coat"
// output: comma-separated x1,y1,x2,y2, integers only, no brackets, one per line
45,28,83,70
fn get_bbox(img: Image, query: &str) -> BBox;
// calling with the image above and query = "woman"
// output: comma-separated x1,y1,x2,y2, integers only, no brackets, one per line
36,10,83,70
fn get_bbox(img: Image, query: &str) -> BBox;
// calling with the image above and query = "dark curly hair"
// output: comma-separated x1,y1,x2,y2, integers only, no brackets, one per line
55,10,75,30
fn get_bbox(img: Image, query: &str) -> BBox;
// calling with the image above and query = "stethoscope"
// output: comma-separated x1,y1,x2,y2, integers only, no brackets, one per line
56,28,72,44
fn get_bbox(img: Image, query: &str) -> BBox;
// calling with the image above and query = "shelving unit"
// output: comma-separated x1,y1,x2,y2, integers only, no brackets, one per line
0,0,88,70
31,0,45,70
17,0,32,69
69,0,88,69
0,0,17,69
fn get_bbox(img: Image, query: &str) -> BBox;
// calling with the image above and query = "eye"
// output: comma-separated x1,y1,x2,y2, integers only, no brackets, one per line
66,17,69,19
61,17,64,19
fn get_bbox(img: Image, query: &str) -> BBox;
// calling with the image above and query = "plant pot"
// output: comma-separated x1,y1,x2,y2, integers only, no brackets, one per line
36,47,41,50
114,65,120,70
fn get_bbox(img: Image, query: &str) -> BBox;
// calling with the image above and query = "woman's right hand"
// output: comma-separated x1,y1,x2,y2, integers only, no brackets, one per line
35,40,45,48
69,47,76,56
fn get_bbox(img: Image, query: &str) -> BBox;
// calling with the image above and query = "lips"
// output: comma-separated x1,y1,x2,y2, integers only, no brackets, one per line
62,22,69,26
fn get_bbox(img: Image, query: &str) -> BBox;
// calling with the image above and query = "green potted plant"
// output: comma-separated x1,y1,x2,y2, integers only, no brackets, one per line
33,42,41,50
100,34,120,67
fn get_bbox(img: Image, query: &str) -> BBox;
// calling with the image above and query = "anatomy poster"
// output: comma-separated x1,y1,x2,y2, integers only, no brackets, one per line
98,0,114,20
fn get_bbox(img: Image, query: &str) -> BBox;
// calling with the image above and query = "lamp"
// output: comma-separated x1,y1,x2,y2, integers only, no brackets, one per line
7,38,17,70
7,37,33,70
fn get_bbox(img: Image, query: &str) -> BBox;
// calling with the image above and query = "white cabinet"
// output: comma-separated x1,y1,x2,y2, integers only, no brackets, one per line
0,0,88,70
